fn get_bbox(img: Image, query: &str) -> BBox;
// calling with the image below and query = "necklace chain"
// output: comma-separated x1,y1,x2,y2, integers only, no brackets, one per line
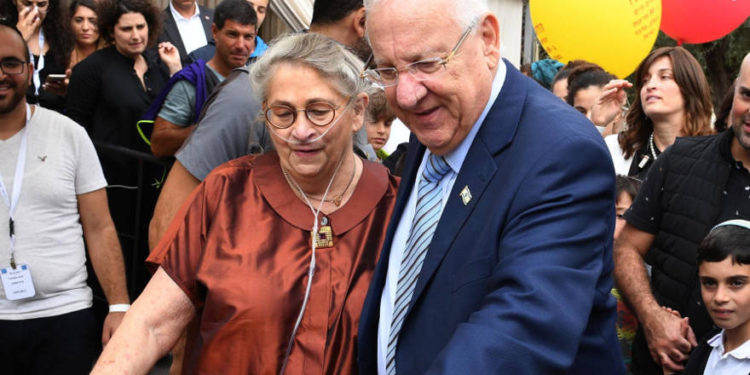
648,132,660,160
306,160,356,206
281,156,346,214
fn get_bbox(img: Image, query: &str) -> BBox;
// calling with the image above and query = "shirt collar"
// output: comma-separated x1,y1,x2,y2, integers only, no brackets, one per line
439,61,507,174
169,1,199,21
708,329,750,360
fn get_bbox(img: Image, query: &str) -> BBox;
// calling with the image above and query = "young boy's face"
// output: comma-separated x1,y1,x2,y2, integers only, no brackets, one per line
614,191,633,239
366,117,393,152
699,258,750,332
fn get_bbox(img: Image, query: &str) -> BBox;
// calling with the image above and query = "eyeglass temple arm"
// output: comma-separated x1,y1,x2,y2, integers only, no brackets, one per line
444,19,479,62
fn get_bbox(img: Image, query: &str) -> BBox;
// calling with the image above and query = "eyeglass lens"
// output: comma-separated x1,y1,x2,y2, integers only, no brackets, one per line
0,60,26,75
266,102,337,128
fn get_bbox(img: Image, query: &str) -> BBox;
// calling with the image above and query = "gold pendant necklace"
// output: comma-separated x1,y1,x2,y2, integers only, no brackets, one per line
281,157,347,249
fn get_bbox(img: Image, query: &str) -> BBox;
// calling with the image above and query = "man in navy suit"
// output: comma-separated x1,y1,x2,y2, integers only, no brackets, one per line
357,0,625,373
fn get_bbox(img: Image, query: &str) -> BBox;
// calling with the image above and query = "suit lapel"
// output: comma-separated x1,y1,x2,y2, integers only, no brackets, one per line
407,60,528,314
408,140,497,306
162,9,187,58
366,135,424,303
199,6,214,43
358,135,425,365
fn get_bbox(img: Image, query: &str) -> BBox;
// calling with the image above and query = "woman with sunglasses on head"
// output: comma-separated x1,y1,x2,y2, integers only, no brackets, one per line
594,47,714,180
9,0,72,111
91,32,399,374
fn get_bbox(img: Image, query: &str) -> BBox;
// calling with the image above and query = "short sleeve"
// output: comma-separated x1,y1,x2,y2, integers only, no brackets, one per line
148,175,217,308
71,120,107,194
623,148,672,234
175,70,268,180
157,80,197,127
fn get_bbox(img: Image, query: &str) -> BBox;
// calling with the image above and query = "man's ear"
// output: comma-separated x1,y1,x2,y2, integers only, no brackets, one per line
27,61,34,85
477,13,501,70
211,23,219,40
352,7,366,39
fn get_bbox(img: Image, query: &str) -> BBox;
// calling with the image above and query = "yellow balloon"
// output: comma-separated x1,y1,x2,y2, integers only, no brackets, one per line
530,0,661,78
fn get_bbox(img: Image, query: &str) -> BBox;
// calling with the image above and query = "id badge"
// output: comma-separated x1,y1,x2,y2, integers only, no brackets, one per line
0,264,36,300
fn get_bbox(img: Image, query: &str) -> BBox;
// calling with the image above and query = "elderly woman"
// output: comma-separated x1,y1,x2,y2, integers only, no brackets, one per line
91,32,399,374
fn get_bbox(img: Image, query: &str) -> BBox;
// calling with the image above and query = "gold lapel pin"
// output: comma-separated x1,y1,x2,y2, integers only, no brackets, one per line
459,185,472,205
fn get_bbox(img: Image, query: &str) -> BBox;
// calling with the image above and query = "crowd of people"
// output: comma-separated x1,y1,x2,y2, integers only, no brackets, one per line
0,0,749,374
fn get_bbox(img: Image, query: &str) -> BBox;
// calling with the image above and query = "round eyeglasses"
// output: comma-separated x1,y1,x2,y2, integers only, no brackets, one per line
265,101,345,129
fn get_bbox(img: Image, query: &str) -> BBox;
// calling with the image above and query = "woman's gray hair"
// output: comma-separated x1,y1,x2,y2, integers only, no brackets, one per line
364,0,488,29
249,32,369,103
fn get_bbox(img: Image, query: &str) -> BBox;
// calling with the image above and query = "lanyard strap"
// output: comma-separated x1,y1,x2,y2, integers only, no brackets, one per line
29,30,45,96
0,104,31,268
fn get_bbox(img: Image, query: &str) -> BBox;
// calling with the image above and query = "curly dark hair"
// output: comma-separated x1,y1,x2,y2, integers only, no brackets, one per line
565,62,615,107
99,0,160,47
619,47,713,159
5,0,73,66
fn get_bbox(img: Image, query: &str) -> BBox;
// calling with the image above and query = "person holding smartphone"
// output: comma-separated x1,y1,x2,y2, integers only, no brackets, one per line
9,0,72,112
43,0,106,99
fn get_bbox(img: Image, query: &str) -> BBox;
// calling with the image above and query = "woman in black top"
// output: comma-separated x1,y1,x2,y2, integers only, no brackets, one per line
66,0,180,274
10,0,72,111
67,0,180,151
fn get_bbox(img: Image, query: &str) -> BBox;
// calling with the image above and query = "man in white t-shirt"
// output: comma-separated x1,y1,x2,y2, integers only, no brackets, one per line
0,25,130,373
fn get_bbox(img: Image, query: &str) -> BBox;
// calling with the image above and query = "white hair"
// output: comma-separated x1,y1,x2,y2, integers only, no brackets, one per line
364,0,488,29
248,32,368,104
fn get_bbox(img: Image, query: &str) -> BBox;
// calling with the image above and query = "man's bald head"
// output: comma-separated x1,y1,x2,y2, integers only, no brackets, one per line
740,53,750,79
729,52,750,151
0,24,29,57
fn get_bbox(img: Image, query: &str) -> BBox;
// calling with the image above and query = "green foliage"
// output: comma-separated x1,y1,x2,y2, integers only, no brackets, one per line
653,22,750,109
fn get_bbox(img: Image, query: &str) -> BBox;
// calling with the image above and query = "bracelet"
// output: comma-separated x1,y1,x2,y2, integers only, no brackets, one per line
109,304,131,313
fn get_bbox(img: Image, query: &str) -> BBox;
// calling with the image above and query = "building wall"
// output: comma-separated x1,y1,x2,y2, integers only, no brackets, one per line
488,0,524,67
180,0,526,66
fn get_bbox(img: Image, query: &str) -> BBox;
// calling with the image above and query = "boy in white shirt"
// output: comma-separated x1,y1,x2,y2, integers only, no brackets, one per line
680,219,750,375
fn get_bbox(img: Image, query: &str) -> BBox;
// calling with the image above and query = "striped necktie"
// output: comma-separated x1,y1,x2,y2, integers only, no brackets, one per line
386,154,452,374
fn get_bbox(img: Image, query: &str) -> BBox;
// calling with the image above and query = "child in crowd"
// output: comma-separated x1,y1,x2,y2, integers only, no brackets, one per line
612,175,642,372
365,88,395,161
678,220,750,375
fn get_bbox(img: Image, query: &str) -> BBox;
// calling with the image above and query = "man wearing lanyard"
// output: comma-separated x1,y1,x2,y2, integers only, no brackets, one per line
0,25,130,373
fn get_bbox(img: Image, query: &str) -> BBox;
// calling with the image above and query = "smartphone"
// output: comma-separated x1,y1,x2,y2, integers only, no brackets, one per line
45,74,66,83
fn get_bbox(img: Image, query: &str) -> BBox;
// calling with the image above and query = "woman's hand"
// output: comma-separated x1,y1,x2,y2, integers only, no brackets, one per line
158,42,182,76
591,79,631,127
42,68,71,96
16,5,42,42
